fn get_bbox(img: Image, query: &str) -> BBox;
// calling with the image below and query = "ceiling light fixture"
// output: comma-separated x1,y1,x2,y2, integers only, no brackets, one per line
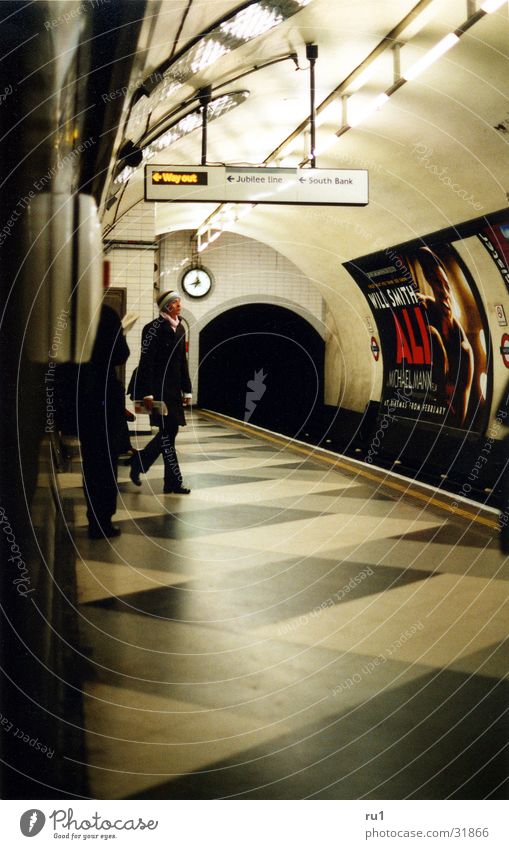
401,32,460,81
126,0,311,144
190,39,229,74
220,5,283,40
115,91,249,185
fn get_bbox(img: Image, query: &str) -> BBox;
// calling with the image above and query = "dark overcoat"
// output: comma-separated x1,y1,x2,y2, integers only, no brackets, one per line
133,317,192,428
77,304,130,455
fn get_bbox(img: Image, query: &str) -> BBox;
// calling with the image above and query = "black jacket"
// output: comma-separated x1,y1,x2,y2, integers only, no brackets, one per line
133,317,191,427
76,304,130,453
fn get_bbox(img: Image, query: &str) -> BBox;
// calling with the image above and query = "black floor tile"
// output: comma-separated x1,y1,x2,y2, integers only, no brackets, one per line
263,461,326,471
127,671,509,800
390,523,501,552
186,474,270,489
85,558,433,629
200,435,251,441
179,453,238,462
132,503,324,538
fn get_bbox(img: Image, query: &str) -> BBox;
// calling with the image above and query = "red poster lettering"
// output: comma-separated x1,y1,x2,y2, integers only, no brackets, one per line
394,307,432,364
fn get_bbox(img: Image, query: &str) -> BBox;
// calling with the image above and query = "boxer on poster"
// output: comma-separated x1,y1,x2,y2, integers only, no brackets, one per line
416,247,474,427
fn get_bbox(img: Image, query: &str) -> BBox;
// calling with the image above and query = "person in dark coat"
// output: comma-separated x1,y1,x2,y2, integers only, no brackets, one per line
129,290,192,494
78,303,130,538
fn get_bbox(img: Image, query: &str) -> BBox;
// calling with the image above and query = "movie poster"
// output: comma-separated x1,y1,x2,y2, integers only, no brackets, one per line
345,242,491,433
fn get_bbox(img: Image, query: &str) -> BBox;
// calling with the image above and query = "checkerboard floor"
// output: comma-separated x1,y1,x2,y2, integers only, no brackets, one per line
64,413,509,799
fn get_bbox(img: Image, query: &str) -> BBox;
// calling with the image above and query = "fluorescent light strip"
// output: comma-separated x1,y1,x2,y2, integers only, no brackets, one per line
194,0,492,239
348,91,389,127
481,0,506,12
402,32,460,81
197,202,256,250
315,135,337,156
208,229,222,244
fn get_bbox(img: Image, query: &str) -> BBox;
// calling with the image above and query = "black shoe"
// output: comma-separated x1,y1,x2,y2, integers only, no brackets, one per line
129,458,142,486
163,486,191,494
88,524,122,539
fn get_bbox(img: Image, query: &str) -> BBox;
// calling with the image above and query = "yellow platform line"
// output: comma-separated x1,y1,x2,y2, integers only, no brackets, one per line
198,410,499,531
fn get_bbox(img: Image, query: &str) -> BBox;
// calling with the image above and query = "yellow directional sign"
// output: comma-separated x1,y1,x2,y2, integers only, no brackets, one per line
151,170,208,186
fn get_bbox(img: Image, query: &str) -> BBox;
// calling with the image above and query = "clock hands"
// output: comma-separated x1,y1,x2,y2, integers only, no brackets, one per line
182,266,211,297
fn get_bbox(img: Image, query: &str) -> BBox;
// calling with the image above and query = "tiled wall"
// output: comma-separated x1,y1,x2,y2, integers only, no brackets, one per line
159,229,324,324
159,229,325,394
105,208,325,420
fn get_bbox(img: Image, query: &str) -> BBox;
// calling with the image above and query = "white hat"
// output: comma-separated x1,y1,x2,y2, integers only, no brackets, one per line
157,290,180,312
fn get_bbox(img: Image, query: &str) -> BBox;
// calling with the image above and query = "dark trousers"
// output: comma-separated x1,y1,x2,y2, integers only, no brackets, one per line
81,435,118,531
134,419,183,489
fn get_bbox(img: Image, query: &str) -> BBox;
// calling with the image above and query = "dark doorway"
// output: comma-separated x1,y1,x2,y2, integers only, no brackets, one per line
198,304,324,439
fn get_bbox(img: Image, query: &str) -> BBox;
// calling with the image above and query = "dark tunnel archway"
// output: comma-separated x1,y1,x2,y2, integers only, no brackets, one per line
198,303,324,439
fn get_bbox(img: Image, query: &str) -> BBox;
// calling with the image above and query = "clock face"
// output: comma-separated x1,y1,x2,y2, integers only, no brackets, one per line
181,266,213,298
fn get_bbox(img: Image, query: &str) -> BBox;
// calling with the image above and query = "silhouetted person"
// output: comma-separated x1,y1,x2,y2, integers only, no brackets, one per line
129,291,192,494
78,304,129,538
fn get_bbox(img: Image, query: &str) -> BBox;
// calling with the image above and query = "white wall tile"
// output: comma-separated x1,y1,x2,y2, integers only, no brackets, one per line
105,211,325,406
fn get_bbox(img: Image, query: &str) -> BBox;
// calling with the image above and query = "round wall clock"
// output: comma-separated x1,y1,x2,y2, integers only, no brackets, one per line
181,266,213,298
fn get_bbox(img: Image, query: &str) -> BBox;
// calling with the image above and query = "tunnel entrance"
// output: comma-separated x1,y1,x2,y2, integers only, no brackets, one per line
198,304,324,439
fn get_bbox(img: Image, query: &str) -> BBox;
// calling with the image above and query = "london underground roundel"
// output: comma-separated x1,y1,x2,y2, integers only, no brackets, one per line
501,333,509,368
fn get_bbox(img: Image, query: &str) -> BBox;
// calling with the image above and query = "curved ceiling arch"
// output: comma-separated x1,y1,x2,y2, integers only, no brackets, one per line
103,0,508,417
